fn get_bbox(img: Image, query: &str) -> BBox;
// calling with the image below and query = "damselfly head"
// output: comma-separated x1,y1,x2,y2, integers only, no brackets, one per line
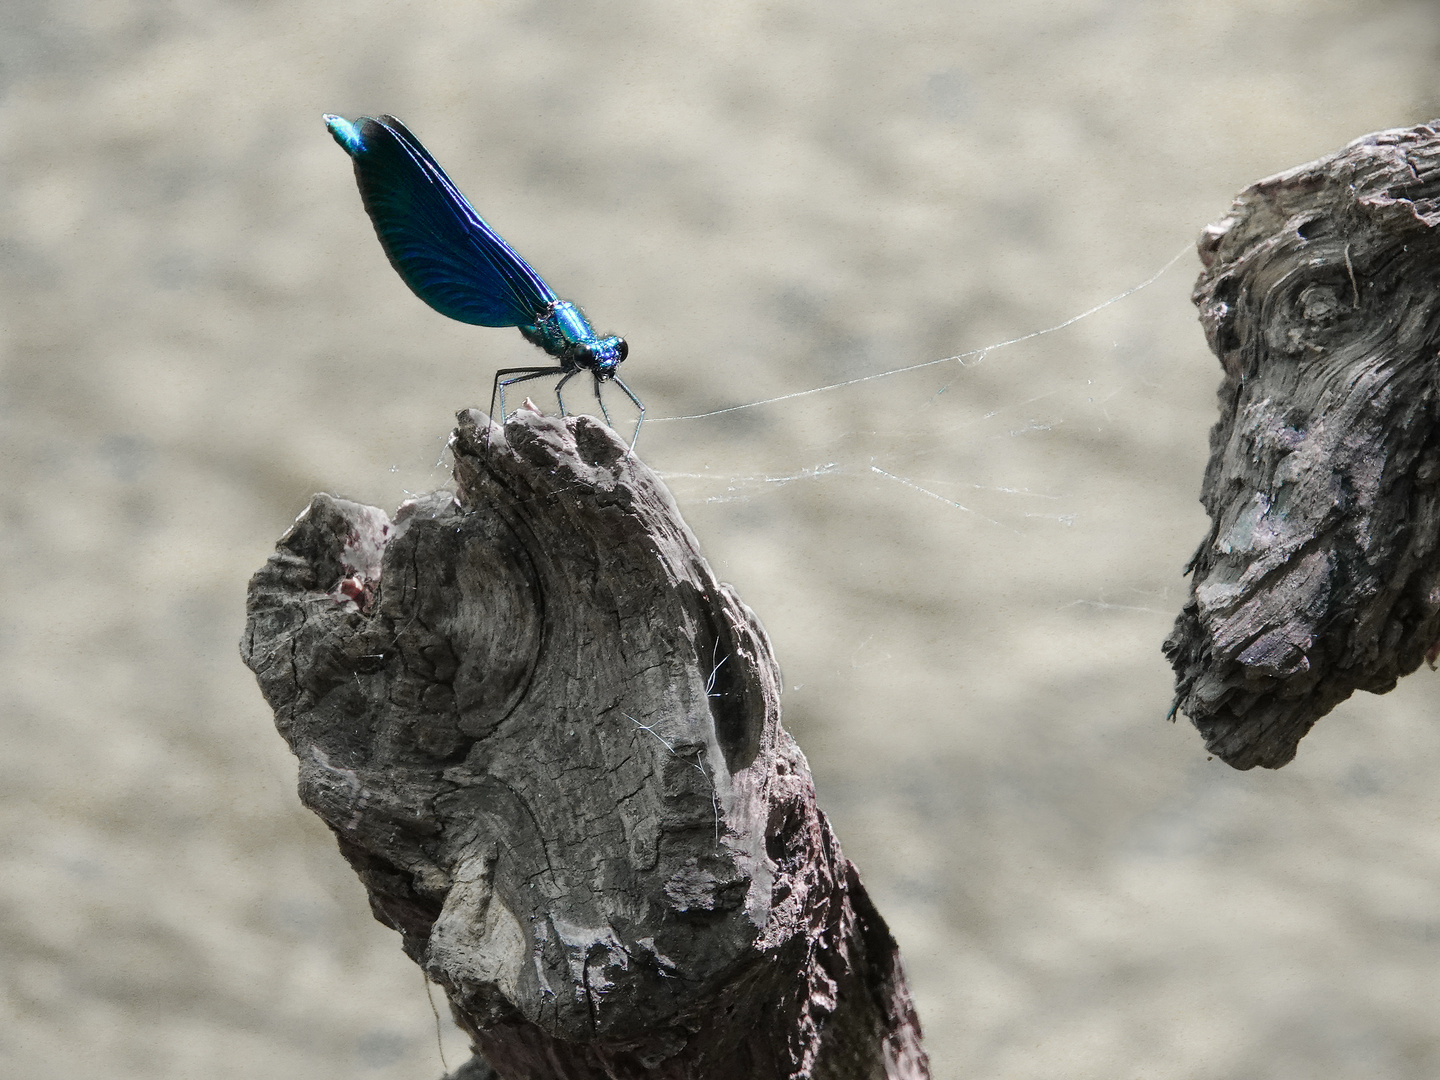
573,336,628,376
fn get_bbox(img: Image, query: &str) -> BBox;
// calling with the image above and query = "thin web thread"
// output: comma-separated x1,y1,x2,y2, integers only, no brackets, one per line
627,713,721,844
870,465,1009,531
423,972,449,1074
651,244,1191,423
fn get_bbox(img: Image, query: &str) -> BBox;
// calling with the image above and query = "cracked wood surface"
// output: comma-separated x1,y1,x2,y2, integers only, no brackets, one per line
1165,120,1440,769
241,408,928,1079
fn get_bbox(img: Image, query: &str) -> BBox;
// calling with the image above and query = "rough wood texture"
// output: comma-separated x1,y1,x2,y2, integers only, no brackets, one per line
242,408,928,1079
1165,120,1440,769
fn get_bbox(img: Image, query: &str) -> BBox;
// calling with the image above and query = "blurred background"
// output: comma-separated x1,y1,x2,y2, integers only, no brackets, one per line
5,1,1440,1077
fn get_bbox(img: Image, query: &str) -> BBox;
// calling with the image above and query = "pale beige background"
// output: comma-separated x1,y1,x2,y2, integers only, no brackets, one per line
5,1,1440,1077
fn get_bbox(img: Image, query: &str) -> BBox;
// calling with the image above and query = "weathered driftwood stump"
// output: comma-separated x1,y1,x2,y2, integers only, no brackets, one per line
1165,120,1440,769
242,408,928,1079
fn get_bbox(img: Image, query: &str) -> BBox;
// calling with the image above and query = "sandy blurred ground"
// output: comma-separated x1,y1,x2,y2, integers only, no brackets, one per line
5,1,1440,1077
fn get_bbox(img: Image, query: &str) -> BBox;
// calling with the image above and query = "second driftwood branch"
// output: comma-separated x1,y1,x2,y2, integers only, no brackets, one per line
1166,120,1440,769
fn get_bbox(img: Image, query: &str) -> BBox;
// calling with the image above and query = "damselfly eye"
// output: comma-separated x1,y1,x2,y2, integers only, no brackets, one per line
574,343,595,365
615,338,629,362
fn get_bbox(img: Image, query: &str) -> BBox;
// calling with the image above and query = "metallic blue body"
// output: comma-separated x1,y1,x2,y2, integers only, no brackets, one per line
518,300,627,376
323,113,641,443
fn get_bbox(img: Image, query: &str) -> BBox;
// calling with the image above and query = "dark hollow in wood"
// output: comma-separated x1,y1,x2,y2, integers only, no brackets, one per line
242,409,929,1079
1165,120,1440,769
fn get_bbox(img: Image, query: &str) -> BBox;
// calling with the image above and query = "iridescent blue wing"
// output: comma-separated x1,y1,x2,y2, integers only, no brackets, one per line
325,114,557,327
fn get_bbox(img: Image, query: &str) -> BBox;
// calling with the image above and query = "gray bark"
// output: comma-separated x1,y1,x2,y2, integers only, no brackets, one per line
242,408,929,1079
1165,120,1440,769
